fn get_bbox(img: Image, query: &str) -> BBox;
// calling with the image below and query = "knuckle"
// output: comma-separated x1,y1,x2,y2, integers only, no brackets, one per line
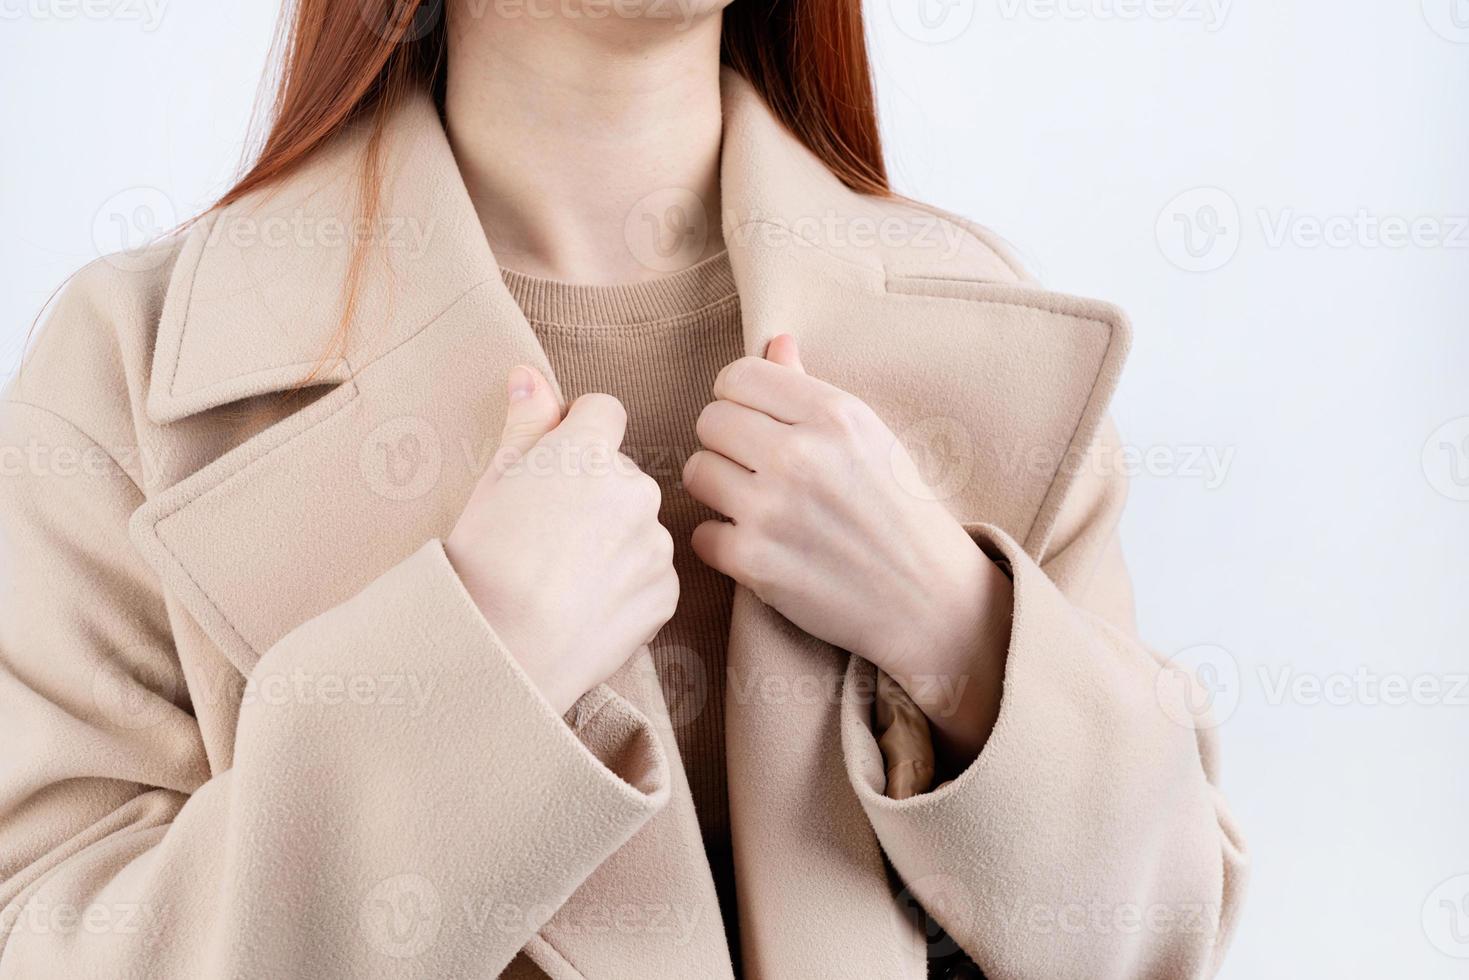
614,451,645,482
502,420,544,443
579,392,627,428
612,469,661,519
658,576,680,620
640,474,664,511
821,393,868,433
716,356,757,395
694,402,722,443
681,450,703,489
743,493,780,533
643,561,679,611
654,525,675,561
727,533,766,589
772,433,816,481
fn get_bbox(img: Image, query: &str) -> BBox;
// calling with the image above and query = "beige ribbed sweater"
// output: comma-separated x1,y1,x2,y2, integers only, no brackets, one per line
501,252,744,928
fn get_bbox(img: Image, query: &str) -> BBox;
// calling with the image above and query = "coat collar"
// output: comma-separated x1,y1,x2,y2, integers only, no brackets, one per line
147,69,1026,426
147,85,494,424
132,69,1130,980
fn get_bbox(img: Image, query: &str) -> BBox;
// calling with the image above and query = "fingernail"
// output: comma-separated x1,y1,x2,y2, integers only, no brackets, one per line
508,365,534,401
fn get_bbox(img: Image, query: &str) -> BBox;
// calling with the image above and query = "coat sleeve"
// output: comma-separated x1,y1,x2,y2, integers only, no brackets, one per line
845,419,1248,980
0,393,670,977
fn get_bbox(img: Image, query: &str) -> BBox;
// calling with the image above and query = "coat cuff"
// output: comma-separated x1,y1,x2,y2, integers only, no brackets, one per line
871,524,1015,800
841,525,1225,978
233,540,670,961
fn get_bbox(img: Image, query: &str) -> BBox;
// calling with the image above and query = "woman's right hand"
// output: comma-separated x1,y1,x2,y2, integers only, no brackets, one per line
445,366,678,715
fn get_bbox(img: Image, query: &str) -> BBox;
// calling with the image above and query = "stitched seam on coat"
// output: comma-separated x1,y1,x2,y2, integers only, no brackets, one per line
150,273,494,528
164,213,214,399
353,278,497,372
881,282,1117,325
728,214,1019,286
166,208,495,402
151,378,359,519
571,696,619,735
886,273,1000,284
874,282,1122,549
146,382,360,657
725,218,887,280
164,361,354,410
539,931,590,979
528,931,590,979
142,279,498,658
881,198,1029,282
1035,320,1125,551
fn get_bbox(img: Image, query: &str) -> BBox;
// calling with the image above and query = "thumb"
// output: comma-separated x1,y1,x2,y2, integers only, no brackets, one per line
765,333,805,374
491,365,561,479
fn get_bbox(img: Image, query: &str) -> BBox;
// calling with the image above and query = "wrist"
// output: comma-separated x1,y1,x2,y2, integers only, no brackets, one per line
443,535,580,716
885,538,1013,769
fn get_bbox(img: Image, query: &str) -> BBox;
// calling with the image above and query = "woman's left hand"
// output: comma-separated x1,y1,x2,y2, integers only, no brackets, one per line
683,335,1014,764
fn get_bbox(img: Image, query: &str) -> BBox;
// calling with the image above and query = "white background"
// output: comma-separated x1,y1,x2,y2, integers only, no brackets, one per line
2,1,1467,976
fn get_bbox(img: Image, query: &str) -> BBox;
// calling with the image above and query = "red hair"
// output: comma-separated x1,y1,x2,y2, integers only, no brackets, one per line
224,1,888,211
215,0,889,366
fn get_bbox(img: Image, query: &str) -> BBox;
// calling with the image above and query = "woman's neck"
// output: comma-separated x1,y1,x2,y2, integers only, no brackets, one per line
444,8,727,285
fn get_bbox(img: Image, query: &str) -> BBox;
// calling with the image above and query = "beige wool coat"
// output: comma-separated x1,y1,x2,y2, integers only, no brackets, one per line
0,71,1247,979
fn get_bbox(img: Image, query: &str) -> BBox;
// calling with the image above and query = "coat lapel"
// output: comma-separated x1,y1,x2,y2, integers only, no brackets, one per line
129,96,732,978
716,71,1128,980
128,73,1128,980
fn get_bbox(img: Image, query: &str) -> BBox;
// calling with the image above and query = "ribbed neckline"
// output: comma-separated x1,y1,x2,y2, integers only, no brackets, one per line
500,251,736,327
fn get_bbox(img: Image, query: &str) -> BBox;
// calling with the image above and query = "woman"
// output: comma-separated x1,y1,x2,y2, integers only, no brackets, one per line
0,1,1246,977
